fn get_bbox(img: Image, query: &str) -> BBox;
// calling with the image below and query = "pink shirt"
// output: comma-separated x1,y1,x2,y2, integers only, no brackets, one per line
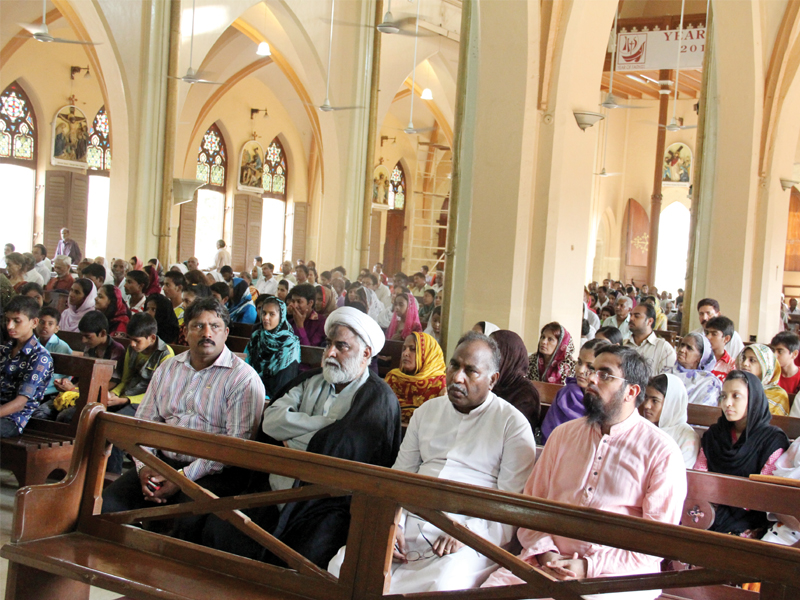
486,411,686,586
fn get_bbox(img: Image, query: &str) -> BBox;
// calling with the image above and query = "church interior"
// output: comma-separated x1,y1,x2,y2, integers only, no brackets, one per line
2,0,800,595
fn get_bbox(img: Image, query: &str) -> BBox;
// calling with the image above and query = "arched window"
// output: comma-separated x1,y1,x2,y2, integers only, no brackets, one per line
264,137,287,198
87,105,111,172
0,81,36,165
196,123,227,191
388,162,405,210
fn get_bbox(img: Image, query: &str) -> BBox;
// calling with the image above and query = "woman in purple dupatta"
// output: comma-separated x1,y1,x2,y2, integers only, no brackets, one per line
540,339,609,441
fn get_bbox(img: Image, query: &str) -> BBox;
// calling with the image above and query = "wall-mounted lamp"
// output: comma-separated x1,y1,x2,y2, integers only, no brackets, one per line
573,111,604,131
256,41,271,56
251,108,269,119
71,65,91,80
380,135,396,147
780,178,799,191
421,88,433,100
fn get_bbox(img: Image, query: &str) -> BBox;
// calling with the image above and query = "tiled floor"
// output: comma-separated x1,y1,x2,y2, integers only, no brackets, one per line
0,469,121,599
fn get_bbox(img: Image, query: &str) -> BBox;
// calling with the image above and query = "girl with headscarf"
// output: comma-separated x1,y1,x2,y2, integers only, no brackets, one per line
386,292,422,341
144,293,180,343
228,280,258,324
761,438,800,546
143,264,161,295
59,279,97,332
489,330,540,431
251,265,265,289
736,344,790,416
129,256,143,272
315,285,338,317
384,332,446,425
694,370,790,536
664,332,722,406
244,297,300,399
540,338,608,441
423,306,442,342
95,284,130,335
640,374,700,468
473,321,500,336
418,289,436,326
527,322,576,385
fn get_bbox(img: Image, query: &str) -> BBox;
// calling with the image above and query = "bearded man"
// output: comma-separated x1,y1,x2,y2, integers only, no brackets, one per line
482,345,687,600
202,306,401,568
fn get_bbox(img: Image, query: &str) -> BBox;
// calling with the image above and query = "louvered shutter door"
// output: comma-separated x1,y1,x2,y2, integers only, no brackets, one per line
68,172,89,255
291,202,307,262
231,195,250,272
43,171,70,256
178,197,197,262
247,197,263,268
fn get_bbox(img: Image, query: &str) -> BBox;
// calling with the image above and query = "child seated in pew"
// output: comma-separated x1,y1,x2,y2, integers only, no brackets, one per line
539,338,608,442
105,312,174,473
771,331,800,403
705,315,736,383
0,296,53,438
761,437,800,546
693,370,790,538
737,344,790,416
639,374,700,469
36,311,125,422
35,306,72,400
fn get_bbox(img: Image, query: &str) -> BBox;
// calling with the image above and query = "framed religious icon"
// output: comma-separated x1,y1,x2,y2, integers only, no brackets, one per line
662,143,692,186
51,105,89,169
372,164,391,209
238,140,265,193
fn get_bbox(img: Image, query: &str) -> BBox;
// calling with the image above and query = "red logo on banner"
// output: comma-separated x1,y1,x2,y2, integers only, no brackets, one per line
619,33,647,64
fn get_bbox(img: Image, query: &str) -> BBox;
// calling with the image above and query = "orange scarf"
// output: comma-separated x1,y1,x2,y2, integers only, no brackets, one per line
384,332,447,424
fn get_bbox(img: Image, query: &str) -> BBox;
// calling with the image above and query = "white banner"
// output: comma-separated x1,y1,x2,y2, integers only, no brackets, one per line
616,28,705,72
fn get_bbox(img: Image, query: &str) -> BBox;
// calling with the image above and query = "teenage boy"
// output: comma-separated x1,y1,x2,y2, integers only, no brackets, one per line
182,283,211,309
36,306,72,399
105,312,175,472
124,270,149,314
705,315,736,383
771,332,800,398
289,283,326,346
0,297,53,437
277,279,291,302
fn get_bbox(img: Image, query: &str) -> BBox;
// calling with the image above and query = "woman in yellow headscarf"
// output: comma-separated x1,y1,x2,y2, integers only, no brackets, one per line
385,332,447,425
737,344,791,415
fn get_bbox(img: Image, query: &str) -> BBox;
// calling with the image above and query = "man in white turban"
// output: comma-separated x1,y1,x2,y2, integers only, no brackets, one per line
202,307,402,568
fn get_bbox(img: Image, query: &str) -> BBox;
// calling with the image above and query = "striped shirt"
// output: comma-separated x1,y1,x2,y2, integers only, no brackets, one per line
134,346,265,480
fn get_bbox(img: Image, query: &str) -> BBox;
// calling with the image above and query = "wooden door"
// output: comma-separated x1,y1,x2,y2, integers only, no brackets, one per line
383,210,405,275
621,198,649,284
43,170,89,258
292,202,308,262
786,187,800,271
177,197,197,262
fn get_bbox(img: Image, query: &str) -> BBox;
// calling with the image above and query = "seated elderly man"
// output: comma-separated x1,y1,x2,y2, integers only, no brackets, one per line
624,303,676,373
601,296,633,340
101,298,266,542
202,306,401,567
44,256,74,291
483,346,687,600
328,331,536,592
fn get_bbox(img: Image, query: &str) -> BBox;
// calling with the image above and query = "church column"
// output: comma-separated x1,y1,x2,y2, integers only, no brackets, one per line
646,70,671,287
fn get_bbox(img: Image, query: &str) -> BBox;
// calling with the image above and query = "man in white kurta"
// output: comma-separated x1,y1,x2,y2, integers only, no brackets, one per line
328,331,536,592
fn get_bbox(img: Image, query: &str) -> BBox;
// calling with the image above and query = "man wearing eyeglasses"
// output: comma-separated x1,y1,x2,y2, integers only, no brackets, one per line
483,345,687,600
101,297,266,541
327,331,536,593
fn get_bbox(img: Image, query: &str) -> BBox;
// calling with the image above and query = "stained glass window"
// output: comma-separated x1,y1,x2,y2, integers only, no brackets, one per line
0,81,36,164
87,106,111,171
196,123,227,190
264,137,287,198
388,162,405,210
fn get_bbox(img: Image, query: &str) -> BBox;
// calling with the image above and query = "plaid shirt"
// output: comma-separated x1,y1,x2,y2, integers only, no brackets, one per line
0,336,53,433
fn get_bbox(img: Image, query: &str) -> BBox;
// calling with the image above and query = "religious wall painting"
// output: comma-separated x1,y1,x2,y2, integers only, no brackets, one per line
238,140,265,194
51,105,89,169
372,164,391,209
662,143,692,186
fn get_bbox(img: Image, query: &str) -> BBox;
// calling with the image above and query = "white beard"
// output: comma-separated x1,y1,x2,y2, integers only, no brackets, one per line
322,354,364,385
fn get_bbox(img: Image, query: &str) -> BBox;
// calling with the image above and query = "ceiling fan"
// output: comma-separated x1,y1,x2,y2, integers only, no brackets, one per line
601,9,644,110
170,0,223,84
310,0,362,112
660,0,698,131
402,0,435,134
18,0,99,45
377,0,432,37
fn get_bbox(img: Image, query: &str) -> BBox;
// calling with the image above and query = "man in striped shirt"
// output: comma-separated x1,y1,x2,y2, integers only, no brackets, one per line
101,297,265,541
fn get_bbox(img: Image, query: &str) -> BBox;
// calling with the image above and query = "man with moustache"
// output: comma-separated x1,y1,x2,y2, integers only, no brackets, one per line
327,330,536,592
101,298,265,542
203,306,402,567
482,345,687,600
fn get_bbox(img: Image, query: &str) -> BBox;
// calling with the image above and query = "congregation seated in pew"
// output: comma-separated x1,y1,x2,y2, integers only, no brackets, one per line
640,373,701,469
35,306,72,400
663,331,722,406
94,283,130,335
489,329,541,433
528,321,576,385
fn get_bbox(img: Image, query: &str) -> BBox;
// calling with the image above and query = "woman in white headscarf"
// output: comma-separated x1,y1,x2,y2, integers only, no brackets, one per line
761,438,800,546
640,373,700,469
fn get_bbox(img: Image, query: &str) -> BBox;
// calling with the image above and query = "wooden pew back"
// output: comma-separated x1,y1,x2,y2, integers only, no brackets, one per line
3,406,798,600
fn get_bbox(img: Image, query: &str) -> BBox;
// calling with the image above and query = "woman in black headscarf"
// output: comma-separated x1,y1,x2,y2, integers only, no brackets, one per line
489,330,540,432
694,370,790,536
144,293,180,344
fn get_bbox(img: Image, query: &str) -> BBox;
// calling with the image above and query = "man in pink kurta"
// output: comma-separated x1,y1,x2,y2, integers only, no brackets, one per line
483,345,687,600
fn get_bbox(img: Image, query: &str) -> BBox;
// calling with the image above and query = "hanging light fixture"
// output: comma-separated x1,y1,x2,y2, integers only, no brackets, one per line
421,88,433,100
256,3,271,56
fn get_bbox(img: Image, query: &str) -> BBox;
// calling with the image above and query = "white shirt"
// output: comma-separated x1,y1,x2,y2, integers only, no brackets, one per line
375,283,392,309
213,248,231,271
24,270,44,286
624,331,677,374
602,315,631,340
256,276,278,297
34,259,51,285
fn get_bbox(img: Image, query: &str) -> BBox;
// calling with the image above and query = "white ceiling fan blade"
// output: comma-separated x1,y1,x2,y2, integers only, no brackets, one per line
51,37,99,45
19,22,47,35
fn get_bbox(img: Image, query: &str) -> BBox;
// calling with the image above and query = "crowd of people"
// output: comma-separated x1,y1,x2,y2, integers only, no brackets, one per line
2,235,800,597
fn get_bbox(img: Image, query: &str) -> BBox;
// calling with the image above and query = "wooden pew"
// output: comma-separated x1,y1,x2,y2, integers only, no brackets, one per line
229,322,256,339
300,344,324,369
3,404,800,600
58,330,191,357
655,329,678,347
377,339,403,377
225,334,249,353
0,355,115,487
